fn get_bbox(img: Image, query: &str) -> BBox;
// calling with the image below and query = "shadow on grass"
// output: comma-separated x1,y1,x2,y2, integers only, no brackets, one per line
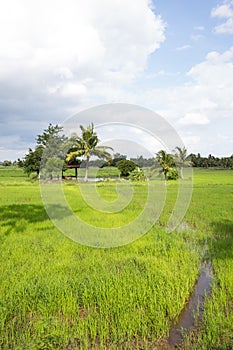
210,219,233,259
0,204,72,235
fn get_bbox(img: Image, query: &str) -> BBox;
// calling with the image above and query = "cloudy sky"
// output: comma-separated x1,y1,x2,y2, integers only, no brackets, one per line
0,0,233,161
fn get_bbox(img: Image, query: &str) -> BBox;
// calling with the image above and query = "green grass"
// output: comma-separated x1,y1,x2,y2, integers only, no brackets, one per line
64,166,120,179
0,167,29,184
193,167,233,185
0,167,232,349
182,169,233,349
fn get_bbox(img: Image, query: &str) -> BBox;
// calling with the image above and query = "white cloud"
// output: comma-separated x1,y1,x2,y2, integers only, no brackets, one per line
179,133,201,151
211,3,233,18
0,0,165,99
0,148,28,162
1,1,233,160
145,70,180,79
178,113,210,125
214,18,233,34
0,0,166,160
190,34,204,41
211,1,233,34
188,48,233,87
139,46,233,155
194,26,205,31
176,45,192,51
58,83,87,98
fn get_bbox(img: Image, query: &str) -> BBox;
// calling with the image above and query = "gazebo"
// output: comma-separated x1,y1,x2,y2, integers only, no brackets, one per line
62,160,81,180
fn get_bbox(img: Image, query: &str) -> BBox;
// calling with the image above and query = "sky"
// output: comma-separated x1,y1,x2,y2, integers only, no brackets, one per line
0,0,233,161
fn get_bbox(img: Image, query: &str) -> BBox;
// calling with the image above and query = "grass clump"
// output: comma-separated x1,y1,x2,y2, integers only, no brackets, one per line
0,167,232,349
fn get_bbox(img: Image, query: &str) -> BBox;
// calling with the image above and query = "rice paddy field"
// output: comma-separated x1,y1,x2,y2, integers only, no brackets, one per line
0,167,232,349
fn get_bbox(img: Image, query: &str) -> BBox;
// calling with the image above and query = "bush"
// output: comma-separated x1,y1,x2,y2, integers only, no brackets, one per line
29,172,39,182
2,160,12,167
41,157,64,180
116,160,137,177
129,167,146,181
166,167,179,180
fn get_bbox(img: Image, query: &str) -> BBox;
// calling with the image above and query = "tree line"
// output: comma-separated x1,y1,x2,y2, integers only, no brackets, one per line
1,123,232,181
189,153,233,168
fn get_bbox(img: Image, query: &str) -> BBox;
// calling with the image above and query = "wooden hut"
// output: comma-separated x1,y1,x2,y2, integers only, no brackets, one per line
62,161,81,180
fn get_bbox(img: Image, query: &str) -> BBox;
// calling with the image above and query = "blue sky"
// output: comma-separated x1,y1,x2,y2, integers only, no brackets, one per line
0,0,233,161
146,0,232,79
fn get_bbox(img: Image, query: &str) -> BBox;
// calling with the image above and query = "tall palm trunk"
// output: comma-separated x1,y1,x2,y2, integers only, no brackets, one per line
84,155,89,182
180,166,183,179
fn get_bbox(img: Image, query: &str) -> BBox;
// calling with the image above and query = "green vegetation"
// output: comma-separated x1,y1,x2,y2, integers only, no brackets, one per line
0,167,232,349
116,159,137,177
129,167,146,182
66,123,113,182
14,121,233,188
190,153,233,168
23,123,113,182
23,124,67,178
174,146,192,179
1,160,12,167
153,150,179,180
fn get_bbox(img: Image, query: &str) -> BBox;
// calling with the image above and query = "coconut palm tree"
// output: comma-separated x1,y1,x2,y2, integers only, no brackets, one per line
155,150,176,180
66,123,113,182
174,146,192,179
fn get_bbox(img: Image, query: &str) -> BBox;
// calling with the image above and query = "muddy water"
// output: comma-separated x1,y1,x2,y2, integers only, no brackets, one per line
168,261,213,346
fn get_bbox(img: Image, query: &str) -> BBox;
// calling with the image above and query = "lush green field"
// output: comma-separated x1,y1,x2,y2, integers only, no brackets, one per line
0,167,232,349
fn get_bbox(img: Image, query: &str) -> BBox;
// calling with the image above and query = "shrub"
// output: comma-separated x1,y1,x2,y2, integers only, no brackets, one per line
116,160,137,177
129,167,146,181
166,167,179,180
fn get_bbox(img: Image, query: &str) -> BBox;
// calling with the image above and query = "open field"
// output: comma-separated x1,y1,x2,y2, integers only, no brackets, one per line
0,167,232,349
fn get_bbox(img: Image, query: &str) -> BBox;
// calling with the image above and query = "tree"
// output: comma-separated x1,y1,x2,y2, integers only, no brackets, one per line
174,147,192,179
43,157,64,180
173,152,233,169
116,159,137,177
2,160,12,167
100,153,127,168
155,150,177,180
130,155,154,168
37,123,64,146
66,123,113,182
129,167,146,181
16,158,24,168
23,146,44,176
23,124,67,178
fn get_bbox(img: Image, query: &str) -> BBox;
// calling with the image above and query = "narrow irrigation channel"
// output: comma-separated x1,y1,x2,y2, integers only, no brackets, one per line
168,261,213,347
